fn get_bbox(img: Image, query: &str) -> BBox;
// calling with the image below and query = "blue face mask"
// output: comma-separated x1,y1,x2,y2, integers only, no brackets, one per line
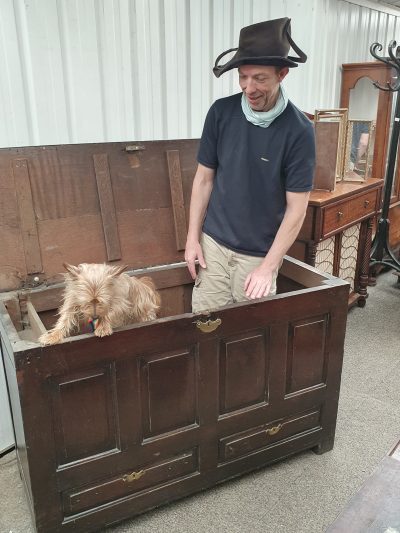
241,85,288,128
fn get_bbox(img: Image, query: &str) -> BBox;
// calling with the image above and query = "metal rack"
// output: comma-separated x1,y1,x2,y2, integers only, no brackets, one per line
369,40,400,274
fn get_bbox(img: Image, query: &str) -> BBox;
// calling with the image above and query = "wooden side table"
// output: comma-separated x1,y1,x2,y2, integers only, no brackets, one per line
290,178,383,308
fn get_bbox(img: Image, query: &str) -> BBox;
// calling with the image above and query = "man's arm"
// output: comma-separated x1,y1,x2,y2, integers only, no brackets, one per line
245,190,310,299
185,163,216,279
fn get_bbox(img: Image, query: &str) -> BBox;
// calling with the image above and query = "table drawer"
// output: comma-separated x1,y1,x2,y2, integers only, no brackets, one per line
219,409,321,463
322,190,378,237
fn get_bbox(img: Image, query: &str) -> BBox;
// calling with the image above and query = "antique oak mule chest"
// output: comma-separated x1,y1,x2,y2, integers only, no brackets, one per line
0,140,349,532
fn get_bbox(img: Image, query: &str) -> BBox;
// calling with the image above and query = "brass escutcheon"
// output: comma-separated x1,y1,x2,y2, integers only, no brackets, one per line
337,211,344,219
265,423,283,436
196,318,222,333
364,200,370,207
122,470,145,482
125,145,145,152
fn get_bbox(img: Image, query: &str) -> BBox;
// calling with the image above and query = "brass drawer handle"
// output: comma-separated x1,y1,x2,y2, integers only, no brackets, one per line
123,470,145,482
364,200,370,207
337,211,344,219
265,423,283,436
196,318,222,333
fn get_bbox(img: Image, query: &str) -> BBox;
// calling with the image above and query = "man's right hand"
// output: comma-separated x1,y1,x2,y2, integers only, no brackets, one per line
185,239,207,279
185,164,214,280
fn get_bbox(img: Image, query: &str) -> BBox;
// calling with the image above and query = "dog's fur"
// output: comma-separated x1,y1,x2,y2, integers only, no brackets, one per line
39,263,160,345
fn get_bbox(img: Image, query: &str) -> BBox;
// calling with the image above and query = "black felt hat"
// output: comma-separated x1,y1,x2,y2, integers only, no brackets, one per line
213,17,307,78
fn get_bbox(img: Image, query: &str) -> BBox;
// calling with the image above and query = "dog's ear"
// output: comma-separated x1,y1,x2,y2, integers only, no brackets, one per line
63,263,81,279
110,264,128,278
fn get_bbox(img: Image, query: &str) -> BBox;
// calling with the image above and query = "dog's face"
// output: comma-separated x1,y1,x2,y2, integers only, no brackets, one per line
63,263,127,319
74,280,112,319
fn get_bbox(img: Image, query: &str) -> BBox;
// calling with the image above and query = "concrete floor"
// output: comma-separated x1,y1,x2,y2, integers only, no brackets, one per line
0,270,399,533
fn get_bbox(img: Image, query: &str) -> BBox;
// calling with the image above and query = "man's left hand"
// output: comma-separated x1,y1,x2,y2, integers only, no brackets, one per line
244,265,274,299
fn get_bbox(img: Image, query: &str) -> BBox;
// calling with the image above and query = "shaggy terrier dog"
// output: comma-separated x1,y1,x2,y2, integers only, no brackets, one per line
39,263,160,345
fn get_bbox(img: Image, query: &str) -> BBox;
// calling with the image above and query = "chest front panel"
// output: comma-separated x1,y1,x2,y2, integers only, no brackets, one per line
8,279,345,533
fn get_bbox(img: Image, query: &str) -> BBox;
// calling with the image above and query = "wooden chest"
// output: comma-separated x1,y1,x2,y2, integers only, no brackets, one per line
0,140,349,533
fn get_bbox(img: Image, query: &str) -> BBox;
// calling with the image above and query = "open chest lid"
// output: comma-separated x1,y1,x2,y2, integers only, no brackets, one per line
0,139,199,291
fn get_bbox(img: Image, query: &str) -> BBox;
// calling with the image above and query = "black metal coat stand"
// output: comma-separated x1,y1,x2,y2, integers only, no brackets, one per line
369,41,400,274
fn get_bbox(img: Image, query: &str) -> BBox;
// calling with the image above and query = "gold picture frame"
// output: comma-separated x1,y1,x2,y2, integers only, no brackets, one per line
343,119,374,183
314,108,348,182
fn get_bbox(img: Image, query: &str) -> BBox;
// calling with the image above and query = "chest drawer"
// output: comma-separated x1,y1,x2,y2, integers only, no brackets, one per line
62,449,198,517
219,409,321,463
322,190,378,237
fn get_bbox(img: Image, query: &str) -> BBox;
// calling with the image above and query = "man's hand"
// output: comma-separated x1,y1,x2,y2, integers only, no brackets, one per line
185,239,206,280
185,164,215,280
243,190,310,300
244,264,274,299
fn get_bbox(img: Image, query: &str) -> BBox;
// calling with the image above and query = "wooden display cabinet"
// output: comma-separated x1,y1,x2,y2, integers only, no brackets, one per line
290,178,383,308
340,62,400,252
0,140,349,533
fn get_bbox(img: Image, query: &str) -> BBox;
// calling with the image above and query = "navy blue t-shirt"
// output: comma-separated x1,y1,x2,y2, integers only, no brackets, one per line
198,93,315,256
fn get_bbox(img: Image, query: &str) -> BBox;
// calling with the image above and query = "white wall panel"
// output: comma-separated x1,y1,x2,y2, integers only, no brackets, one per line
1,0,400,147
0,0,31,145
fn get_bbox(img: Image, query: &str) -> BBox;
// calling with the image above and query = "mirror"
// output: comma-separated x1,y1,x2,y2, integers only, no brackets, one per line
348,76,379,121
344,76,379,182
343,120,374,182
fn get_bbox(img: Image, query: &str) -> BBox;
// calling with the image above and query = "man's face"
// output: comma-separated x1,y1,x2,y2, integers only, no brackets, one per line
238,65,289,112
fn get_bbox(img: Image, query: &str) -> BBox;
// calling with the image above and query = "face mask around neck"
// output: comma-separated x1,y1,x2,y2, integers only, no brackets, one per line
241,85,288,128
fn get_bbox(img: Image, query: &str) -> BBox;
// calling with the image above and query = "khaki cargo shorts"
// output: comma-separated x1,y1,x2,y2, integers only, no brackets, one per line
192,233,279,314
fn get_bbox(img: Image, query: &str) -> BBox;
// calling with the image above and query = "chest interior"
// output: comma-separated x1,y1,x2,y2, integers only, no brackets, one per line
3,263,305,344
0,138,304,344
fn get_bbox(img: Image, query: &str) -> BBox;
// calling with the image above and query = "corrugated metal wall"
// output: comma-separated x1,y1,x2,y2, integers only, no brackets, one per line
0,0,400,147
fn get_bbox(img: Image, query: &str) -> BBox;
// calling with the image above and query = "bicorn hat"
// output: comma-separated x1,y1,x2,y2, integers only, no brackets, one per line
213,17,307,78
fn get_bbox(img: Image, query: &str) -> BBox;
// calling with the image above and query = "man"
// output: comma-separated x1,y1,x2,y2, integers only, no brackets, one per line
185,18,315,313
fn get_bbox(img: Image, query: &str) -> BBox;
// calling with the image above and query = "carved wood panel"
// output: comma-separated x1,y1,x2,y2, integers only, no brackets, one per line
285,315,329,396
139,347,199,439
50,363,120,467
218,329,269,415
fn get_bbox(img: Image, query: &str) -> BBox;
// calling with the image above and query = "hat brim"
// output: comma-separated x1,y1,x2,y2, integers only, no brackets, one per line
213,56,298,78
